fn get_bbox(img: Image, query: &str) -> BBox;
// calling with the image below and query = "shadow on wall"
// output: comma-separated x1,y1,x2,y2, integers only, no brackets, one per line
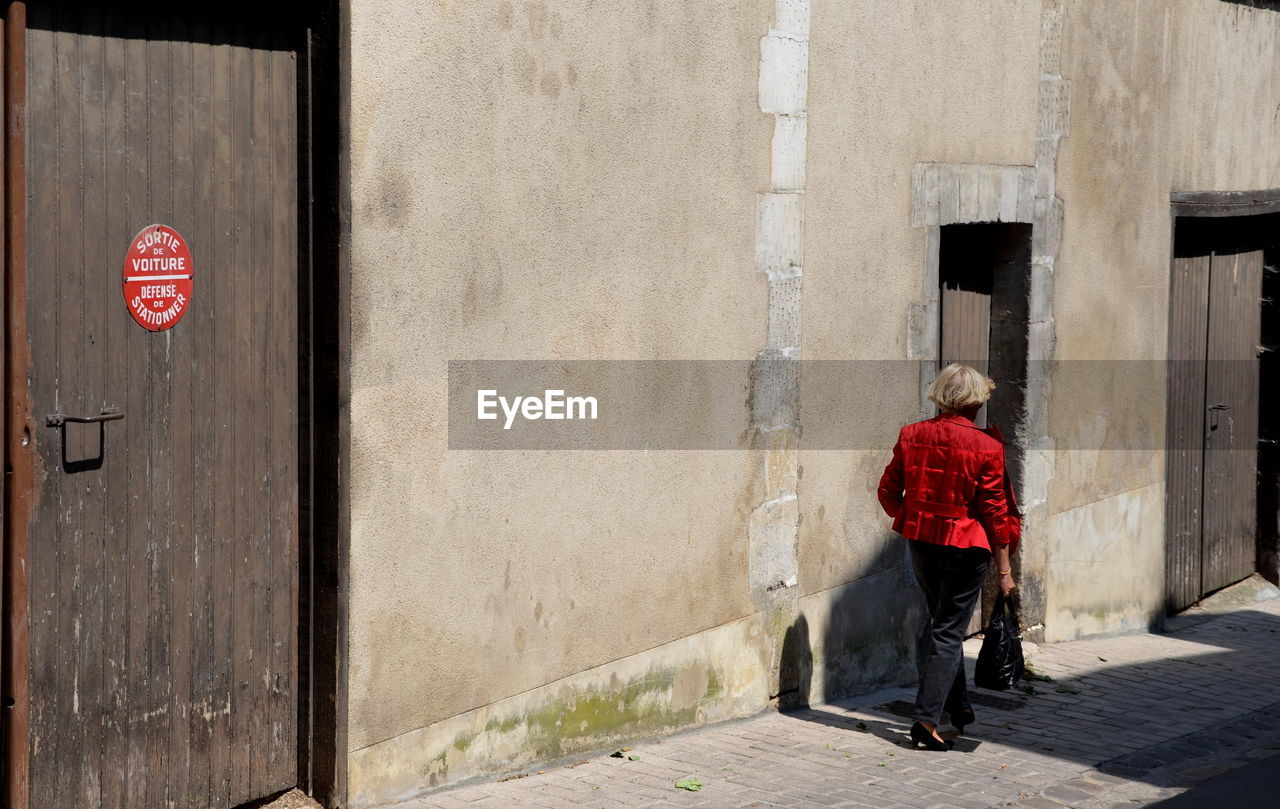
777,613,812,710
778,531,931,710
1219,0,1280,10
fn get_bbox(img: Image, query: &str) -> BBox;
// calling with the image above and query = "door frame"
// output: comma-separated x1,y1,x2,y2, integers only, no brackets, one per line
1171,188,1280,218
0,3,351,807
1165,188,1280,616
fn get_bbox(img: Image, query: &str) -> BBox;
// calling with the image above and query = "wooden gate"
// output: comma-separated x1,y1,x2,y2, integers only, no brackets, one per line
8,4,300,807
1165,216,1264,612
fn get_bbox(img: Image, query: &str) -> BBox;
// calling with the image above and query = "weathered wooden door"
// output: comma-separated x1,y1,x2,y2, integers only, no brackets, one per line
939,282,991,420
1165,220,1263,612
20,4,298,807
1165,247,1211,613
939,223,1031,635
1201,244,1263,594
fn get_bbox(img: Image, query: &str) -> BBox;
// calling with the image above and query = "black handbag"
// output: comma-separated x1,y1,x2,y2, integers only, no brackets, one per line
974,593,1025,690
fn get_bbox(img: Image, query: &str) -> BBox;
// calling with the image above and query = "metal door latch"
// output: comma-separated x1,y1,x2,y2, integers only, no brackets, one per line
45,408,124,428
43,408,124,473
1207,402,1230,435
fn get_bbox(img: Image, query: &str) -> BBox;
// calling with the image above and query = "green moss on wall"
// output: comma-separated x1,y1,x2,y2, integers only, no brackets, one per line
458,664,725,762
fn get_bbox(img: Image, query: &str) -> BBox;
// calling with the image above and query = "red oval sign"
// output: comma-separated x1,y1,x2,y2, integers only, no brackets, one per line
122,224,194,331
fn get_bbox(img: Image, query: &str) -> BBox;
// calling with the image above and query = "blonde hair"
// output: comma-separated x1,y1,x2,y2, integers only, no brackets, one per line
927,363,995,412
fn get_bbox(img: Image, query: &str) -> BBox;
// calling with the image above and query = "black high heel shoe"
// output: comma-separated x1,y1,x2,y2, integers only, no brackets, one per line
950,707,975,735
910,722,953,751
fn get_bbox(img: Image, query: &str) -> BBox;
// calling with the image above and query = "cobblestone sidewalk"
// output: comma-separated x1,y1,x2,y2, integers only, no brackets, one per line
395,591,1280,809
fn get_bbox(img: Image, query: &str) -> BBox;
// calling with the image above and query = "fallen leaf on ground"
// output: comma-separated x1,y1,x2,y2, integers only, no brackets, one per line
628,755,639,761
674,778,703,791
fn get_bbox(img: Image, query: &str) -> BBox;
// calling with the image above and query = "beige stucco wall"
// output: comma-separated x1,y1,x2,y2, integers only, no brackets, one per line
799,0,1041,599
343,0,1280,802
787,0,1043,705
347,0,772,801
1042,0,1280,640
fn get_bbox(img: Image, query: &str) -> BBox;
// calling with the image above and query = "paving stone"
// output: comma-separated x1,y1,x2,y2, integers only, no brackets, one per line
1042,783,1093,803
1017,798,1070,809
1079,771,1126,786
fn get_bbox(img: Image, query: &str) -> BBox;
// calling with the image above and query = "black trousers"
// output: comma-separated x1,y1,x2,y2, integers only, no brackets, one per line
908,540,990,727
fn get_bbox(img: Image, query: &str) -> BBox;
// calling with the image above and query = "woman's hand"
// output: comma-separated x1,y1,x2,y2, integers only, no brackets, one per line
993,545,1016,596
998,572,1017,596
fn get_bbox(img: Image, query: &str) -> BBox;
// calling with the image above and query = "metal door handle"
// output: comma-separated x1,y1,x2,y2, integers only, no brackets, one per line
43,408,123,473
45,408,124,428
1207,402,1231,437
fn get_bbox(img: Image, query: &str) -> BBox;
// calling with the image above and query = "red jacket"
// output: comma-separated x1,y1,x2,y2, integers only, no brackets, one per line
877,411,1021,554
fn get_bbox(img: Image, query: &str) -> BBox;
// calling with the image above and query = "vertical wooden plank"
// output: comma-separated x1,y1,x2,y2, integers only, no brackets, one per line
99,13,130,809
265,39,282,787
1203,250,1232,596
1165,241,1210,612
1236,249,1264,583
228,27,255,804
268,40,298,789
52,15,86,803
208,18,235,807
286,40,300,789
121,15,152,803
144,16,176,809
940,286,991,373
148,14,179,809
188,14,217,809
76,8,108,807
23,15,59,803
295,28,316,792
167,10,196,806
248,36,272,799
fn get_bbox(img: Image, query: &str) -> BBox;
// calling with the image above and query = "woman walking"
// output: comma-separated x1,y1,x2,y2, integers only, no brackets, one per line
877,363,1021,751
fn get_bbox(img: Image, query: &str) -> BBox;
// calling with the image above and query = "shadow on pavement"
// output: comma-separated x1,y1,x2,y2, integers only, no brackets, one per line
786,604,1280,791
1141,752,1280,807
